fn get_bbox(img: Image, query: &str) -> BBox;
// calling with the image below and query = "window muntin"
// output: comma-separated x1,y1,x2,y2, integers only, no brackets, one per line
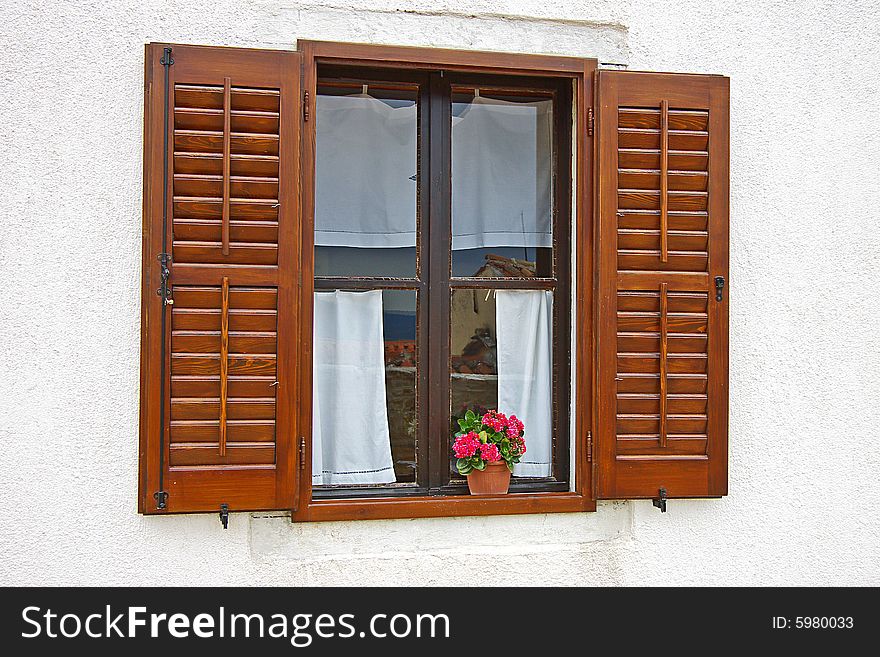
313,67,570,499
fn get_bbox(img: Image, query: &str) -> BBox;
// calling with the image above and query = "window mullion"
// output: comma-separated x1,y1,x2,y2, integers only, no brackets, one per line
426,72,453,491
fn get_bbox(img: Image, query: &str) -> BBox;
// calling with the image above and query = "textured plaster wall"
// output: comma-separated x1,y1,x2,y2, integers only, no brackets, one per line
0,0,877,586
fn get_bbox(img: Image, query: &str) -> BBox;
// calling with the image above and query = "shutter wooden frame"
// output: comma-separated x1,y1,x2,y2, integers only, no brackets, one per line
595,70,729,499
139,43,302,514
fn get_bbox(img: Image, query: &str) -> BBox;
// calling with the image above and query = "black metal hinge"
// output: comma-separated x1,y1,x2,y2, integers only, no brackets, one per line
160,47,174,67
219,503,229,530
157,252,174,305
652,487,668,513
303,90,310,122
587,107,594,137
153,490,168,509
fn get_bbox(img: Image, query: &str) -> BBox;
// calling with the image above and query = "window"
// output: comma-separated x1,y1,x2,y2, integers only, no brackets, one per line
310,68,571,499
139,41,729,521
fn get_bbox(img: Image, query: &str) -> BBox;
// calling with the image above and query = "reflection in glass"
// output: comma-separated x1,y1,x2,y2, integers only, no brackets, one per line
315,84,418,277
451,89,554,278
449,289,553,479
313,289,418,486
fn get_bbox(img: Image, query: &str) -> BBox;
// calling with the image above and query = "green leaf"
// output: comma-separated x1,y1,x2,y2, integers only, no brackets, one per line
472,458,487,471
465,409,476,422
478,431,488,443
457,458,473,475
457,418,468,431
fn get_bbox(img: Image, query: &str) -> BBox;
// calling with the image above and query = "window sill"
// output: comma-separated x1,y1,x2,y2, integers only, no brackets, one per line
292,492,595,522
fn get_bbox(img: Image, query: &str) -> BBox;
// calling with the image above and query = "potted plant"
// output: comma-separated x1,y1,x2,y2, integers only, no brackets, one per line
452,409,526,495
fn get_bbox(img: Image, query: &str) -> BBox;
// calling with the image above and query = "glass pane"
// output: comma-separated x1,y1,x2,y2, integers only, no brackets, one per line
315,82,419,277
449,288,554,480
313,289,418,486
383,290,419,483
451,89,554,278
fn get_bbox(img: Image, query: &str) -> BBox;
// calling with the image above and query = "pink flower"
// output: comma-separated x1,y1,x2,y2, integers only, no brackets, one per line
479,442,502,462
506,414,524,437
481,410,508,433
453,432,481,458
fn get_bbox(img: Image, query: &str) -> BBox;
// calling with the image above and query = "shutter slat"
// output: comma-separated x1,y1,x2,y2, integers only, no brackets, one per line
172,219,278,244
617,210,708,231
618,169,708,191
173,197,279,220
617,394,708,415
171,398,277,420
172,331,277,354
174,130,280,155
617,374,708,394
618,149,708,171
174,153,280,177
171,375,278,398
597,70,729,500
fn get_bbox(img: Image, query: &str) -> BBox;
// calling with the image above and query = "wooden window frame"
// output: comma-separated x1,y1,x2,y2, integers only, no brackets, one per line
312,68,571,498
294,41,597,522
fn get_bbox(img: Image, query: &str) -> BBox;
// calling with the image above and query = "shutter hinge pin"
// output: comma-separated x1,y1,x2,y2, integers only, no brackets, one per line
652,487,668,513
586,430,593,462
160,47,173,67
219,503,229,529
153,490,168,509
157,252,173,305
299,437,306,471
587,107,594,137
303,90,310,122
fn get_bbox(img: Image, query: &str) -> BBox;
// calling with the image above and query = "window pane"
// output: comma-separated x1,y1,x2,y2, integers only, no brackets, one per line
451,89,554,278
449,288,553,479
313,289,418,486
315,83,419,277
383,290,419,483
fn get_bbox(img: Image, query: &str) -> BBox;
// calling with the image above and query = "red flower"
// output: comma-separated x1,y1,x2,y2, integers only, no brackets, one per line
481,410,508,433
453,431,481,458
506,414,524,437
479,442,502,463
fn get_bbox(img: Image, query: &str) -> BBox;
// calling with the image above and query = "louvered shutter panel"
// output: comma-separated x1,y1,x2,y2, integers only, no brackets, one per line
140,44,301,513
595,71,729,499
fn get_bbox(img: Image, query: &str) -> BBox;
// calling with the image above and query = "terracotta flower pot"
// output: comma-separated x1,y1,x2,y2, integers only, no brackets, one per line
466,461,511,496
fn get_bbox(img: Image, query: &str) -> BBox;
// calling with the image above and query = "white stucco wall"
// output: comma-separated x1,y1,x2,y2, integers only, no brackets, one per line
1,0,877,586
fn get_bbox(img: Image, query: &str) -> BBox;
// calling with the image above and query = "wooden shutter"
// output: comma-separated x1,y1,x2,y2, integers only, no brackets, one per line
595,71,729,500
140,43,301,514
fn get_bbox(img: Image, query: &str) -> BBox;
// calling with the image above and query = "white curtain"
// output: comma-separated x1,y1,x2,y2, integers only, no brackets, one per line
315,94,418,248
315,93,552,250
452,95,553,250
496,290,553,477
312,290,396,485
